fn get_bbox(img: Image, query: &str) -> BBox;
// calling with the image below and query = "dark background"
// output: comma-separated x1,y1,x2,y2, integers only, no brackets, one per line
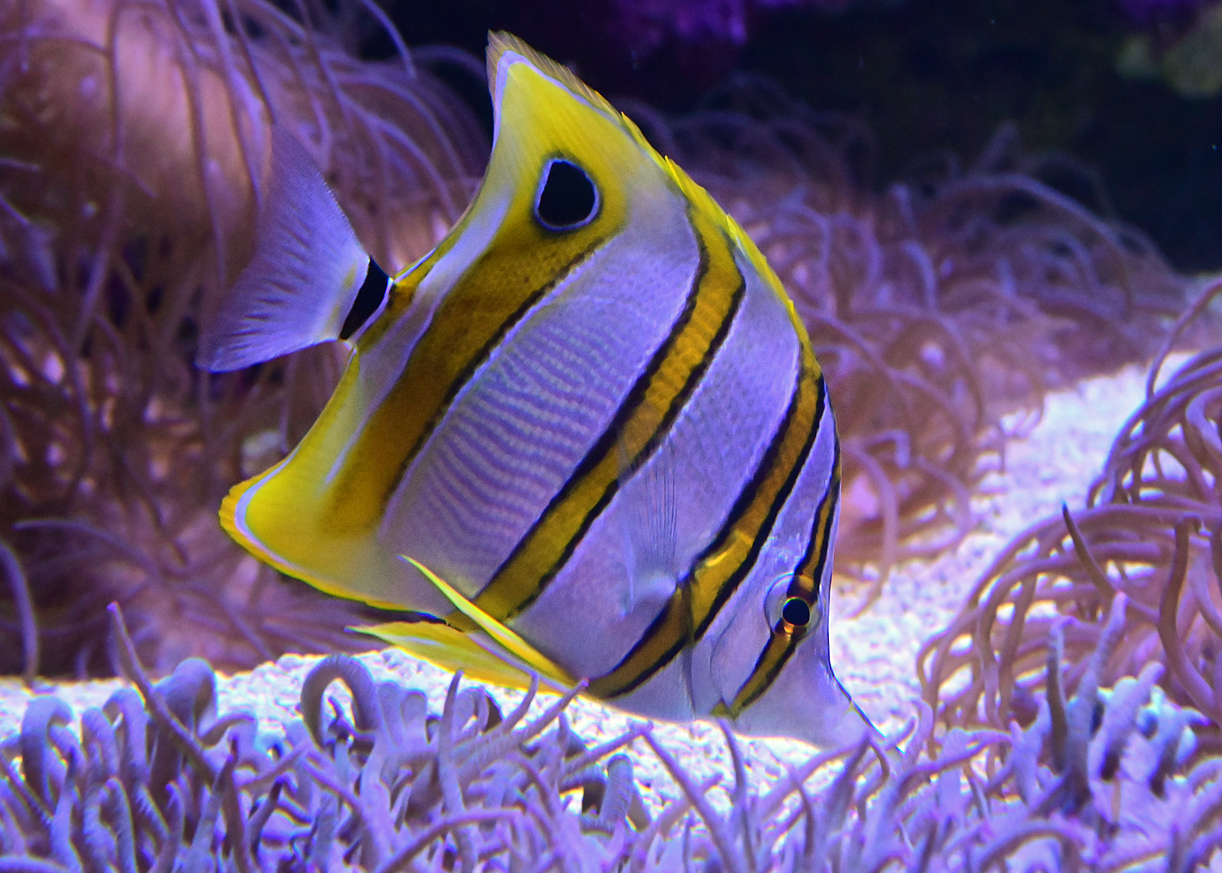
363,0,1221,273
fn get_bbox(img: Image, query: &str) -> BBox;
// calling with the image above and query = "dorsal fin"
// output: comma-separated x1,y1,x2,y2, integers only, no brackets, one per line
487,32,617,122
196,127,376,372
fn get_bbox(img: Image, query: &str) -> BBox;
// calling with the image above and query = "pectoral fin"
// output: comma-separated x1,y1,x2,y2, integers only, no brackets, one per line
369,556,578,691
362,620,568,691
619,437,679,617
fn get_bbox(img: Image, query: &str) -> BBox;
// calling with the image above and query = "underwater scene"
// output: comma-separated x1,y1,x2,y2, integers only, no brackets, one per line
1,0,1221,868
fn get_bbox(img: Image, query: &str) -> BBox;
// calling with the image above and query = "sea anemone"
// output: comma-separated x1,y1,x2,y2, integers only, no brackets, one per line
0,0,485,677
1,604,1217,870
919,276,1222,749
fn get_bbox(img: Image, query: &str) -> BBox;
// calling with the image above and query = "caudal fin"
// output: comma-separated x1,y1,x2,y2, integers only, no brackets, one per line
196,127,385,372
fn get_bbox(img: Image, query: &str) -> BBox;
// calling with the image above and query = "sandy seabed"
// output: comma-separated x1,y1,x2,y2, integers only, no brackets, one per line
0,360,1165,814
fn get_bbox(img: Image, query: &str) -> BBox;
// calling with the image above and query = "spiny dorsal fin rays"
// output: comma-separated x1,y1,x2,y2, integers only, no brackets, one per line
196,126,377,372
487,32,623,131
487,32,671,193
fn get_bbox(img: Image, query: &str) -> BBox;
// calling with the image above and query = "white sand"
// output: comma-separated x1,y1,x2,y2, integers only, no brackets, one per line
0,361,1166,814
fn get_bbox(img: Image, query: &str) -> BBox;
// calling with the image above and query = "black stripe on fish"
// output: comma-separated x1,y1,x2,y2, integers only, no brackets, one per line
791,419,841,606
588,353,825,700
691,370,826,639
374,240,605,516
467,218,747,625
724,429,841,714
339,259,390,341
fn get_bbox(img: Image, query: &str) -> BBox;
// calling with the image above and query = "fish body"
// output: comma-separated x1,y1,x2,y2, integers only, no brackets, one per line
198,33,874,747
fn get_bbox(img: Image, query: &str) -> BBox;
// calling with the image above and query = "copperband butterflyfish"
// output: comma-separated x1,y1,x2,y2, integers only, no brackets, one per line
197,33,876,748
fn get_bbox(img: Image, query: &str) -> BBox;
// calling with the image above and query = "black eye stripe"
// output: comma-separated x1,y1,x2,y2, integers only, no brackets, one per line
340,259,389,340
534,159,597,231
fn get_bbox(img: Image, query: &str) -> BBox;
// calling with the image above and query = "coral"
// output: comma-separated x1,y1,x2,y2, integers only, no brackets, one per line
0,0,485,677
640,88,1192,596
1,604,1219,870
919,276,1222,748
0,608,653,870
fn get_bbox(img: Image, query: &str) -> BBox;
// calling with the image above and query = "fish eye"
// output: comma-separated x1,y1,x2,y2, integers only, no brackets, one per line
339,258,390,340
764,575,817,633
781,597,811,628
534,159,598,231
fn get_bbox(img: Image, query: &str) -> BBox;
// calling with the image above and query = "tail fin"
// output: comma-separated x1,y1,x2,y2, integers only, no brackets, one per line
196,127,384,371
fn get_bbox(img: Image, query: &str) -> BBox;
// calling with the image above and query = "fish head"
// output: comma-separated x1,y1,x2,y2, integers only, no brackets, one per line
703,535,877,749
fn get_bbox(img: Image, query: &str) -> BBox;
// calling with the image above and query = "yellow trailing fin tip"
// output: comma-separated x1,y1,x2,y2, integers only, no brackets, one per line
399,556,578,688
361,621,569,691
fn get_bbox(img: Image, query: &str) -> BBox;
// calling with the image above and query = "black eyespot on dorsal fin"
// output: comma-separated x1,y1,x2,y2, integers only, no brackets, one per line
340,259,389,340
535,159,598,231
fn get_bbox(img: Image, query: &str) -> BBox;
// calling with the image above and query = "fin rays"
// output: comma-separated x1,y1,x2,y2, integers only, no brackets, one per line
621,437,679,617
197,127,371,372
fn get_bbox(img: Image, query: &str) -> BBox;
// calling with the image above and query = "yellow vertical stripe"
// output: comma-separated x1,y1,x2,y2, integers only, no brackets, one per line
322,225,605,534
466,209,745,624
723,439,841,715
587,355,825,700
